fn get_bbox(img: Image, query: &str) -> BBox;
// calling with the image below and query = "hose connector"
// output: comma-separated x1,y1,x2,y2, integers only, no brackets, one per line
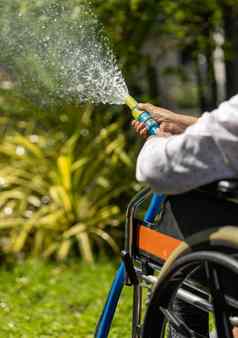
125,95,160,136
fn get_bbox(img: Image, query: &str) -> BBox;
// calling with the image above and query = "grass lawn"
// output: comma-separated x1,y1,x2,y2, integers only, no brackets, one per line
0,259,132,338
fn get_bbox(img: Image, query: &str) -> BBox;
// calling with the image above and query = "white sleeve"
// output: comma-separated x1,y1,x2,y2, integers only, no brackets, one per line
136,95,238,194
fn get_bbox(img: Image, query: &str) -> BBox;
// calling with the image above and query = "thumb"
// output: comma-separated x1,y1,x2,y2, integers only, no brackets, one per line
138,103,158,114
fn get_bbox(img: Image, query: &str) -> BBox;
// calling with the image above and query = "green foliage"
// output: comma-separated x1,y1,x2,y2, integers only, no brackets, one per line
158,0,221,53
0,0,143,261
0,0,238,262
94,0,162,90
0,259,132,337
0,114,135,262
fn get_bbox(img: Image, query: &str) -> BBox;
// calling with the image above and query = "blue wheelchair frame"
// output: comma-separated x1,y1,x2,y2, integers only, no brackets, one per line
95,192,165,338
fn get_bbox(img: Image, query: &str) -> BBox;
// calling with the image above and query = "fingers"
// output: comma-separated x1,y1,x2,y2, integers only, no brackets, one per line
131,120,148,138
131,119,183,139
138,103,166,124
138,103,158,115
233,327,238,338
138,102,177,124
131,120,172,139
132,116,183,138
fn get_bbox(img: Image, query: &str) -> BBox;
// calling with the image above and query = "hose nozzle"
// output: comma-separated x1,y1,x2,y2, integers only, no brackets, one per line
124,95,160,136
125,95,137,110
124,96,141,119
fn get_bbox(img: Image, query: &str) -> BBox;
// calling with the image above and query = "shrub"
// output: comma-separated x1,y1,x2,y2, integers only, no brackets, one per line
0,117,135,262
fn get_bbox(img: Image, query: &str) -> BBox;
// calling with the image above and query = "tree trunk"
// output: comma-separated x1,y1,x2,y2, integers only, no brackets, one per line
195,56,207,114
205,40,218,110
194,10,218,112
146,58,160,101
222,3,238,99
201,10,218,111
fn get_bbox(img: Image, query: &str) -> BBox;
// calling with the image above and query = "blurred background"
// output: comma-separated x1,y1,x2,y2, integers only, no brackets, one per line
0,0,237,336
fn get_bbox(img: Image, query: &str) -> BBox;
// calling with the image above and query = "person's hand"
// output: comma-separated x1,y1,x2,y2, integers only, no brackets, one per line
131,120,171,138
233,327,238,338
131,103,198,139
138,103,189,135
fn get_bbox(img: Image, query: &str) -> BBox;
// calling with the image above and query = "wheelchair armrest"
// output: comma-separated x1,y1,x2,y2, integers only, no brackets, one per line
217,179,238,198
198,179,238,199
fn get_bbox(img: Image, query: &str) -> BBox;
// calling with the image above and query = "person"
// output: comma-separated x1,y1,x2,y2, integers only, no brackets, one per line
132,96,238,338
133,97,238,194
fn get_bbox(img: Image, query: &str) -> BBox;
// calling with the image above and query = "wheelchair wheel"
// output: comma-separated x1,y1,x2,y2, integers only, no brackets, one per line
142,250,238,338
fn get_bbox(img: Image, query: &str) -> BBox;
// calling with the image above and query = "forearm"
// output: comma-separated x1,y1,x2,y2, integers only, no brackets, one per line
158,113,198,136
173,113,198,128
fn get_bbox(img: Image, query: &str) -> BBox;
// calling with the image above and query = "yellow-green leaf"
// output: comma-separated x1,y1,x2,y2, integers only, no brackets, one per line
77,232,94,263
57,240,71,260
57,156,71,190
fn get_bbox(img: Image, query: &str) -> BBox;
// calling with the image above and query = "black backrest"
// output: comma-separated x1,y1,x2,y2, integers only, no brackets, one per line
167,179,238,239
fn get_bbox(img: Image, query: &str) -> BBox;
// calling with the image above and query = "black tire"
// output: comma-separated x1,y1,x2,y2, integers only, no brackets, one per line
142,250,238,338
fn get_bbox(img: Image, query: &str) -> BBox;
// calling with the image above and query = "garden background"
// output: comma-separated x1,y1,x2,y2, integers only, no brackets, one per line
0,0,237,337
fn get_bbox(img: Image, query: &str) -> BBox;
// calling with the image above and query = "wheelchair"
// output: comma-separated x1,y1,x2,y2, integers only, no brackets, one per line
95,179,238,338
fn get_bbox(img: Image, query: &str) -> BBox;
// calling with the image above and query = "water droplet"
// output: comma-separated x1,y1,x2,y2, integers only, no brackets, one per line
76,84,84,92
0,1,128,107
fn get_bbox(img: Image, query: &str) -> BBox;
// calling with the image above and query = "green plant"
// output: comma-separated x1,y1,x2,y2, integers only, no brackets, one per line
0,117,135,262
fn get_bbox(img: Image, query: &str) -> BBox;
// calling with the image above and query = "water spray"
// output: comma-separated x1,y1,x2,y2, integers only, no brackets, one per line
125,96,160,136
0,1,162,137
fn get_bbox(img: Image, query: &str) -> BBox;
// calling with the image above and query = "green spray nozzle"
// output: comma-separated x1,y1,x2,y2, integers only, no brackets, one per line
124,95,141,119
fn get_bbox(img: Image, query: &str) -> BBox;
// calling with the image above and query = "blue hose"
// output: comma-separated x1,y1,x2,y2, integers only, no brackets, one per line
138,111,160,136
144,193,165,223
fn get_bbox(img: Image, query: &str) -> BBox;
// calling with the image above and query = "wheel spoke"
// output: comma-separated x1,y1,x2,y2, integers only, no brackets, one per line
204,261,233,338
160,307,207,338
142,251,238,338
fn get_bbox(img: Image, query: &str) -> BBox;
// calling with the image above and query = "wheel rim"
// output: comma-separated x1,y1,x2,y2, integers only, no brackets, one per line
142,251,238,338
